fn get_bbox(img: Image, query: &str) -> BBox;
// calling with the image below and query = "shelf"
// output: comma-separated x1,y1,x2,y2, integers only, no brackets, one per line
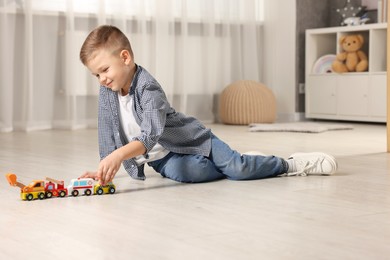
305,24,387,123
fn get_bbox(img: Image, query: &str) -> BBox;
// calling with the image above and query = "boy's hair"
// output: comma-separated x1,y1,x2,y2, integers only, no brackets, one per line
80,25,133,65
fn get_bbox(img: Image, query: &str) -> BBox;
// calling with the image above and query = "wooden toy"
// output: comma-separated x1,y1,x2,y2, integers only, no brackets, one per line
5,173,116,201
67,178,95,196
45,177,68,198
94,183,116,195
6,173,46,201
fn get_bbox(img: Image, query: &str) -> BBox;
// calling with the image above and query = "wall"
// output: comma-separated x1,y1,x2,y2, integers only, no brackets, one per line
296,0,329,113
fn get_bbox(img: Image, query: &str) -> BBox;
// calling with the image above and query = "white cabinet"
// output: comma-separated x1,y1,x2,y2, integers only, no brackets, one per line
305,23,387,122
369,75,387,118
306,76,337,115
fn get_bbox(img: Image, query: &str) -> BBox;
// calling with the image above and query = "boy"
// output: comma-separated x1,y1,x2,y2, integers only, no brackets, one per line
79,25,337,185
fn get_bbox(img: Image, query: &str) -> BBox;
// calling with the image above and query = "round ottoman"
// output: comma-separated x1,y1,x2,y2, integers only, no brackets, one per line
219,80,276,125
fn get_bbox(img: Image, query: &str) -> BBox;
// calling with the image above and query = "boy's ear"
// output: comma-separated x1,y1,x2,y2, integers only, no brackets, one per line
120,50,132,64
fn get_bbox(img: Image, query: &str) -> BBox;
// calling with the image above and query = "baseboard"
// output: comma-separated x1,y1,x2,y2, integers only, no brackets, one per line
53,119,97,130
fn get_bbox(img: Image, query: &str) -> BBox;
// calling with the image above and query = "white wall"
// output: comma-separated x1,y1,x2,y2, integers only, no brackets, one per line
263,0,299,121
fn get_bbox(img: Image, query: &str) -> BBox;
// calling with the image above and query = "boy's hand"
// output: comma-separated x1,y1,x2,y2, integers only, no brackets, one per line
97,151,123,185
79,171,99,180
86,141,144,185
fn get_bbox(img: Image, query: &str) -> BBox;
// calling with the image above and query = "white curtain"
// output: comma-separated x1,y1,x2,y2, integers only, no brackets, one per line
0,0,264,132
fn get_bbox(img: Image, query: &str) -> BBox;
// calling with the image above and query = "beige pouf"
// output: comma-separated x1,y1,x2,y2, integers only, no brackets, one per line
219,80,276,125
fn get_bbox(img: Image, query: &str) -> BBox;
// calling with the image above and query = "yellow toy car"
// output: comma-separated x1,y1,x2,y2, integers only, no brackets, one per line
94,183,116,195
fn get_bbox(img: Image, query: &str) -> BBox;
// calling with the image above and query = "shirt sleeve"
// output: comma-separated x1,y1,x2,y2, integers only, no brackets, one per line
132,82,169,154
98,87,117,160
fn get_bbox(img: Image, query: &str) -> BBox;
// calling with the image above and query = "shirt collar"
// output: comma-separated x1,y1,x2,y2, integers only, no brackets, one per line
129,64,141,96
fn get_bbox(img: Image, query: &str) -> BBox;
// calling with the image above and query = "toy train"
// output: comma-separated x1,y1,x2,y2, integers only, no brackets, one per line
5,173,116,201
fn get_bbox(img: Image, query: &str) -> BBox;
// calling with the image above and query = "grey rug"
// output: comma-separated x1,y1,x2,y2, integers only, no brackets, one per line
249,122,354,133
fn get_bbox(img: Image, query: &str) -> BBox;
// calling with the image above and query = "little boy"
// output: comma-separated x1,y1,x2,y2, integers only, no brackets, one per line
79,25,337,185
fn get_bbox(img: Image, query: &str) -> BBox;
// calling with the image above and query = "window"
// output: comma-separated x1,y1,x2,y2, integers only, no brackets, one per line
5,0,264,22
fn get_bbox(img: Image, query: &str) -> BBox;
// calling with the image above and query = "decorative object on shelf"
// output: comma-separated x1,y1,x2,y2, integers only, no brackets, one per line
219,80,276,125
312,55,337,74
332,34,368,73
343,14,370,26
336,0,366,25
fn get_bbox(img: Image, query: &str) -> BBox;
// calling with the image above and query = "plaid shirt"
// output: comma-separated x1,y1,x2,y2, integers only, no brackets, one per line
98,65,212,180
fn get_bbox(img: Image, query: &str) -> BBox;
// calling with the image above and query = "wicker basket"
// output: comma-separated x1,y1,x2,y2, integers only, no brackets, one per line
219,80,276,125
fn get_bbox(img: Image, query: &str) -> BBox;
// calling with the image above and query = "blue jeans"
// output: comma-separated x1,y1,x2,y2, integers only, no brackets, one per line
148,134,287,183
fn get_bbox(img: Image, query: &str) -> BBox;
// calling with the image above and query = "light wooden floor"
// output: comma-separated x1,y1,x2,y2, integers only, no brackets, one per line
1,122,389,260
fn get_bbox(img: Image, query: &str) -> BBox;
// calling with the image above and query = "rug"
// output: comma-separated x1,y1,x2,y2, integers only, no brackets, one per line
249,122,354,133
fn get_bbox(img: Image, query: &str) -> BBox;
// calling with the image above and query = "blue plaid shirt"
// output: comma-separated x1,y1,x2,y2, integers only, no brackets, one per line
98,65,212,180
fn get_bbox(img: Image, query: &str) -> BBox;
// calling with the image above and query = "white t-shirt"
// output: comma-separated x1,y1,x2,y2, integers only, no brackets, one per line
118,93,170,165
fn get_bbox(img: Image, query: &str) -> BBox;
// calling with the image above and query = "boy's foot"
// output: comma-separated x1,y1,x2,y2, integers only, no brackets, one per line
283,152,337,176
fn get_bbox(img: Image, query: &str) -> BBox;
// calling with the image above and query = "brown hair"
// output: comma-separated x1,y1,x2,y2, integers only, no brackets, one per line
79,25,133,65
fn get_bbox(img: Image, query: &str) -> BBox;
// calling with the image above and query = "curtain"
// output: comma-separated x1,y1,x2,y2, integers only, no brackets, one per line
0,0,264,132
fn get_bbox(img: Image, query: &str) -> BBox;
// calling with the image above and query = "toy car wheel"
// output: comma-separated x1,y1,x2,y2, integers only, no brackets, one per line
72,190,79,197
46,192,53,198
85,189,92,196
96,188,104,195
59,191,66,197
26,194,34,201
109,187,116,194
38,192,45,200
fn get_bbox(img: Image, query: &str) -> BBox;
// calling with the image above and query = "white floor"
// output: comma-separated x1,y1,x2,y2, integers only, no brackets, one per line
1,122,389,260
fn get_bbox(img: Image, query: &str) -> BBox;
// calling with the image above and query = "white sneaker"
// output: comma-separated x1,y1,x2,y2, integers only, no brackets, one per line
283,152,337,176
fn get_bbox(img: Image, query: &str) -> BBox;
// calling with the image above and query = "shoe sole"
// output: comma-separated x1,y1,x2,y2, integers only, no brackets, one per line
289,152,338,175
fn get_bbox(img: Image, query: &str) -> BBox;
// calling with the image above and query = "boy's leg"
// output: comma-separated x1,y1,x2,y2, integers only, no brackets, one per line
148,152,225,183
209,134,287,180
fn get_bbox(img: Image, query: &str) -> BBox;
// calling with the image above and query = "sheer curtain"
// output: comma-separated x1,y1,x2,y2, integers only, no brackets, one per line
0,0,264,132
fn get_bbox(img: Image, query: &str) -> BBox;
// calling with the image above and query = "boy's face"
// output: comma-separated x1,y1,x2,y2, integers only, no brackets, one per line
86,48,133,95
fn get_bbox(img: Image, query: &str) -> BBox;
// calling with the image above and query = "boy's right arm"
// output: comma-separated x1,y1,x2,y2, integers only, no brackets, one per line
80,88,117,179
80,140,146,184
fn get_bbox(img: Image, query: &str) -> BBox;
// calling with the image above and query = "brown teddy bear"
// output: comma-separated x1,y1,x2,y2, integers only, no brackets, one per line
332,34,368,73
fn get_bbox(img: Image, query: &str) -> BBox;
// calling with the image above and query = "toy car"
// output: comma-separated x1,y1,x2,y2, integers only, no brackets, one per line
67,178,95,196
94,183,116,195
6,173,116,201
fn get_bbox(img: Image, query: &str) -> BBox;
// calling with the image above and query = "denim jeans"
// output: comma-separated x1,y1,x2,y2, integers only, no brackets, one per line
148,133,288,183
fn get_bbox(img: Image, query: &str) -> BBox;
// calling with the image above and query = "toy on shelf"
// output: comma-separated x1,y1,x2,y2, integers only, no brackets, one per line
5,173,116,201
331,34,368,73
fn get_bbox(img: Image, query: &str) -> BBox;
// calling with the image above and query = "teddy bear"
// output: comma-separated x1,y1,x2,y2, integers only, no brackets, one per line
331,34,368,73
